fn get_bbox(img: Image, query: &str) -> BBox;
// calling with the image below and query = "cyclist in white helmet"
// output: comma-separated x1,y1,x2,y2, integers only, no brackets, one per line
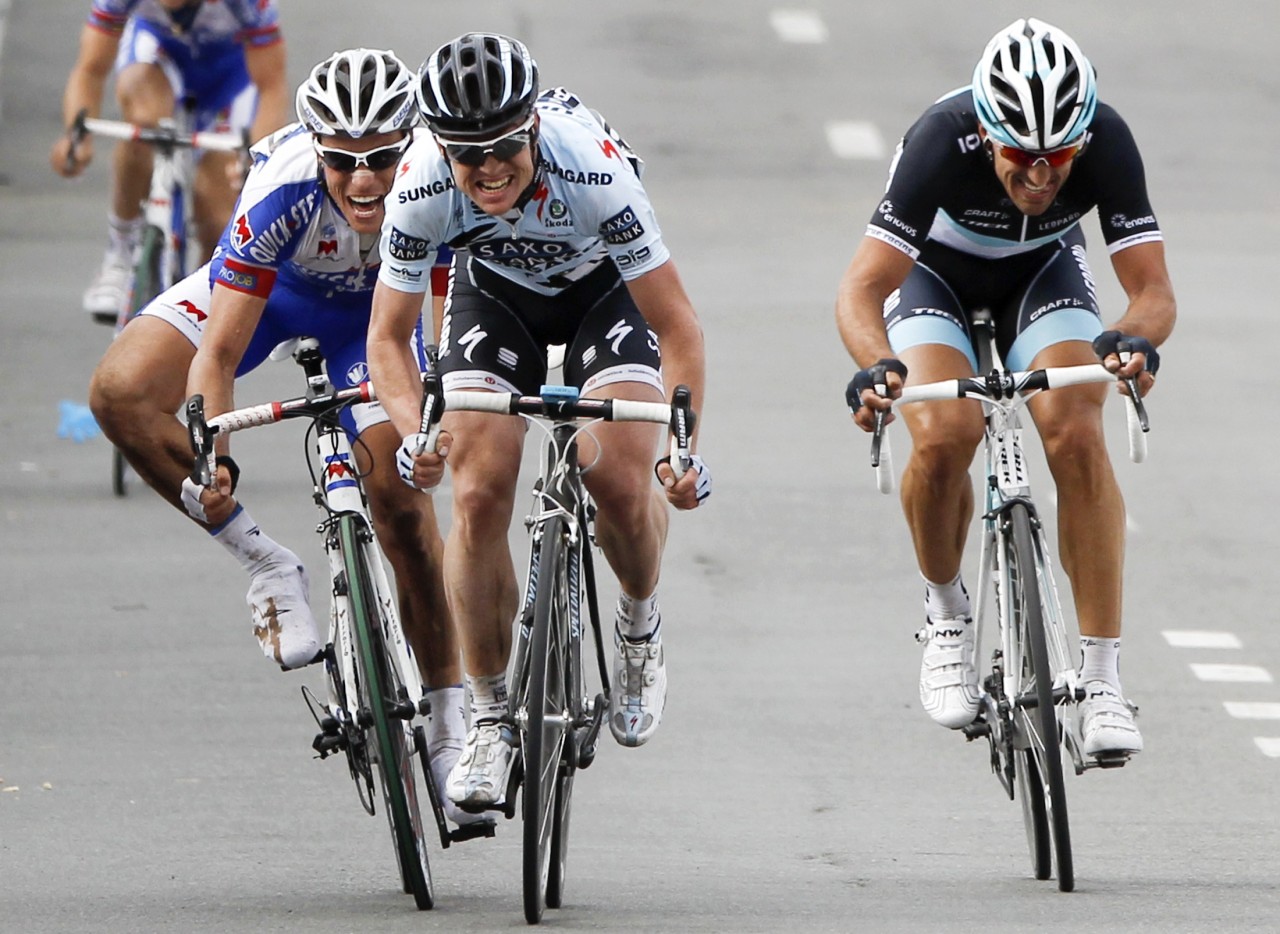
368,33,709,812
89,50,477,825
836,19,1176,757
51,1,290,323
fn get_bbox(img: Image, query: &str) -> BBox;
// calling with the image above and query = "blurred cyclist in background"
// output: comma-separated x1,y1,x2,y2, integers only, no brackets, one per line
50,0,288,323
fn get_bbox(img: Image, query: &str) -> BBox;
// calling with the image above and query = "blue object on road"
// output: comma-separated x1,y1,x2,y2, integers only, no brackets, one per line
57,400,101,443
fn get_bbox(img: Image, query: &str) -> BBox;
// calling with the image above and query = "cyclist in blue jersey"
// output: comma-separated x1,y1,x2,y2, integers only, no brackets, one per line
837,19,1176,757
51,0,289,322
89,50,478,823
368,33,710,813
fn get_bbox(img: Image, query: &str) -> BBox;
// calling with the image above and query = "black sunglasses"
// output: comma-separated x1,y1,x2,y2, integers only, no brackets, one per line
443,131,534,167
314,138,408,173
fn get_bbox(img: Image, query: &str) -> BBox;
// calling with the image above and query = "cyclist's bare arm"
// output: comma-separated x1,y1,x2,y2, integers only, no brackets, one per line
50,25,119,176
244,39,289,147
1104,241,1177,394
623,258,707,510
369,280,435,442
836,236,914,428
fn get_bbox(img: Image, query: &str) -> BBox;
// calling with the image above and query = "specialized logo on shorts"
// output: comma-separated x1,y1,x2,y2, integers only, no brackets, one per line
388,227,432,261
346,362,369,385
457,324,486,363
600,206,644,245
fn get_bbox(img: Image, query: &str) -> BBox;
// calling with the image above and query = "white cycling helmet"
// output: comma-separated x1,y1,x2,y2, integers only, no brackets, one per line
972,18,1097,151
296,48,418,138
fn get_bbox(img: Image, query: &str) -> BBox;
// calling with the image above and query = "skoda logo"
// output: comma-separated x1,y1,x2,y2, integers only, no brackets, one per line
549,199,567,219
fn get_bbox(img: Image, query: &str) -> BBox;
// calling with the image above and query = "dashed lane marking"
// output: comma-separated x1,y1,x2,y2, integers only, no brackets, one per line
1224,702,1280,720
1190,663,1272,683
825,121,886,160
769,10,828,43
1162,630,1243,649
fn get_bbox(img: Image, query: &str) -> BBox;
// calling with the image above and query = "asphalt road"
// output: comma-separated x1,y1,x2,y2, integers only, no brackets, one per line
2,1,1278,931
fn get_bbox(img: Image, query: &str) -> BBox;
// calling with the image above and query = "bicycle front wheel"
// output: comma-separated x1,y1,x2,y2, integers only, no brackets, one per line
340,515,434,910
1008,503,1074,892
522,514,573,924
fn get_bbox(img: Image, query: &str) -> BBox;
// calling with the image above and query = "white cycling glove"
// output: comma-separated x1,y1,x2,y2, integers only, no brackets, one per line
181,475,209,522
396,432,436,492
687,453,712,504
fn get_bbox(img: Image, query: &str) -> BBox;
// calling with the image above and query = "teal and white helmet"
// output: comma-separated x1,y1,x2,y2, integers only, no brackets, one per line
972,18,1097,150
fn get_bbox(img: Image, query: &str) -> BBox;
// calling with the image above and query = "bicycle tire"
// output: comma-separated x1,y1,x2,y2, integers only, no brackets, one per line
1008,503,1074,892
522,514,571,924
340,515,434,910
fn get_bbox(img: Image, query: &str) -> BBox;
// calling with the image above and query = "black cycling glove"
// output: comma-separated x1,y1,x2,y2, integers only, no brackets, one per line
1092,330,1160,375
845,358,909,412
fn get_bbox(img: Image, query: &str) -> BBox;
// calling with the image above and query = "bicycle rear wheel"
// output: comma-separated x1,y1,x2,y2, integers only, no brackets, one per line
1008,503,1074,892
522,514,572,924
340,515,434,910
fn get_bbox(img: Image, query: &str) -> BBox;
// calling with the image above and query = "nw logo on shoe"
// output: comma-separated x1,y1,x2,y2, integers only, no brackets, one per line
936,628,965,639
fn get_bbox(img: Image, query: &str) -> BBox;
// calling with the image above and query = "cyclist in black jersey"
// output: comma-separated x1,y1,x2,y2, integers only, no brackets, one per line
836,18,1176,757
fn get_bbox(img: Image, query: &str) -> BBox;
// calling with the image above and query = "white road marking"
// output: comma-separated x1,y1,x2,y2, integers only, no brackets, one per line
825,121,886,160
769,10,828,43
1254,738,1280,758
1191,663,1272,683
1163,630,1242,649
1224,701,1280,719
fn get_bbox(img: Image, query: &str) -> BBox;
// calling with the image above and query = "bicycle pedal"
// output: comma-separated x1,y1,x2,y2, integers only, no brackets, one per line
962,718,992,741
449,819,497,843
312,729,346,758
1090,751,1131,770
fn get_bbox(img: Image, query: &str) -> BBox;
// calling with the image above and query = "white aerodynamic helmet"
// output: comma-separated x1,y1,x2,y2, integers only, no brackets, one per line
295,48,418,138
971,18,1097,151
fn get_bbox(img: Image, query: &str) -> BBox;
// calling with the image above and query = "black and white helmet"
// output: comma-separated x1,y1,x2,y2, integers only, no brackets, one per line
295,48,418,138
417,33,539,142
972,18,1097,151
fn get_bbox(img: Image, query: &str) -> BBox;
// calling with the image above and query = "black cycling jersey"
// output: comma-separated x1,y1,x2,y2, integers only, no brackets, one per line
866,88,1162,263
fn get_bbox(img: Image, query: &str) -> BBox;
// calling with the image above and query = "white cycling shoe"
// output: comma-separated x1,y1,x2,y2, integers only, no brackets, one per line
445,720,517,811
247,560,323,670
428,738,499,826
83,251,131,324
917,615,981,728
1079,680,1143,756
609,625,667,747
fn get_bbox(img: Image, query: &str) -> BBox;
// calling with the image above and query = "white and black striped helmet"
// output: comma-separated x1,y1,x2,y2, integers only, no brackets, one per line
417,33,539,142
296,48,418,138
972,18,1097,150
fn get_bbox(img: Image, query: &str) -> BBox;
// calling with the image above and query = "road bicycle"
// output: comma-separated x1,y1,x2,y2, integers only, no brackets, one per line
419,359,693,924
184,339,493,911
863,313,1150,892
68,102,243,495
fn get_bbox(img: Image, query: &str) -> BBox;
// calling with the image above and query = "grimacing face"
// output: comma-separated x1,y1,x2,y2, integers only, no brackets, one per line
981,128,1077,217
315,131,407,234
439,121,538,217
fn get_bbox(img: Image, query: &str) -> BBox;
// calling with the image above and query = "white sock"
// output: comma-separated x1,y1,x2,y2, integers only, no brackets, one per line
107,212,143,258
1080,636,1122,687
465,672,508,723
209,505,296,577
426,685,467,754
616,590,660,642
924,571,970,620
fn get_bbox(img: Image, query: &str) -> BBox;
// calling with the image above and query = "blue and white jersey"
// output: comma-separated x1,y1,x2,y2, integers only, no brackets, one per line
210,124,397,303
88,0,282,54
379,87,670,298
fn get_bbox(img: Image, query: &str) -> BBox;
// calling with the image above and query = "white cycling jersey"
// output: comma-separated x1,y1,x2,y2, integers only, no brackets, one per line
378,87,670,298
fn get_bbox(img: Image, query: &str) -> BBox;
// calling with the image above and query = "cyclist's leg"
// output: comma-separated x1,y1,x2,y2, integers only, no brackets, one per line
885,263,986,728
887,263,985,588
566,284,670,746
91,271,321,668
1006,236,1140,754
